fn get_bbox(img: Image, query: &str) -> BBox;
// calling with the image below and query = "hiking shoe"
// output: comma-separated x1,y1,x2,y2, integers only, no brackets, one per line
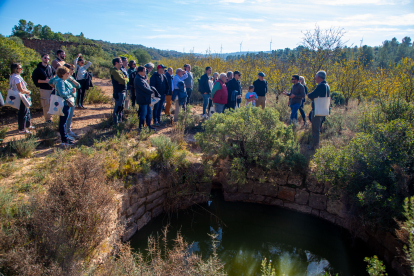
61,141,74,146
68,131,79,138
19,130,31,134
154,122,160,126
27,126,35,130
148,126,156,130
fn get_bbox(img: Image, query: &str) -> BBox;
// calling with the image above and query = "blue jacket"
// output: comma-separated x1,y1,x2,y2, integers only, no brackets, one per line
199,73,211,94
134,74,153,105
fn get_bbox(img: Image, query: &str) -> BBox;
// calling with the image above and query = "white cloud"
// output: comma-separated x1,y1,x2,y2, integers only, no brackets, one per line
310,0,409,5
228,17,265,22
220,0,245,3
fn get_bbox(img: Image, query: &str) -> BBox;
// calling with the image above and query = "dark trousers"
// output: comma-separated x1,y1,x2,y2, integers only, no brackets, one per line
59,105,70,143
139,104,151,128
76,79,87,107
311,111,325,148
186,88,193,105
226,101,236,111
130,88,136,108
113,92,125,124
153,95,165,123
18,101,30,131
207,98,213,114
299,107,306,123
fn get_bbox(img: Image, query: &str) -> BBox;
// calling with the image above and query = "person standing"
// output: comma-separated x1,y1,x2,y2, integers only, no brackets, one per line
199,67,212,118
211,73,228,114
299,76,308,126
51,50,66,70
226,70,242,110
74,53,92,109
10,63,34,134
135,66,155,130
283,75,305,124
128,60,137,108
110,57,129,125
55,67,77,146
150,64,169,126
164,67,174,116
253,72,267,109
307,70,330,150
172,68,188,122
32,53,56,123
144,63,154,79
183,64,193,105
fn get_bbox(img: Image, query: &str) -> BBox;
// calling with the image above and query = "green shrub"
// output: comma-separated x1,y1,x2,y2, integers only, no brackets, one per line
84,86,111,104
365,256,387,276
273,96,291,123
330,91,345,106
10,135,40,157
195,107,304,171
0,127,8,142
150,135,179,170
313,119,414,228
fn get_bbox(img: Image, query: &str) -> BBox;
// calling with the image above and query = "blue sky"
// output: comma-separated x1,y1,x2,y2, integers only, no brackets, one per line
0,0,413,53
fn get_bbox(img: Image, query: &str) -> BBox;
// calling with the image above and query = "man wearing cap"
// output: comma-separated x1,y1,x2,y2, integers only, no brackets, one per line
307,70,330,150
183,64,193,105
253,72,268,109
172,68,188,122
150,64,169,126
283,75,305,124
226,70,242,110
144,63,154,80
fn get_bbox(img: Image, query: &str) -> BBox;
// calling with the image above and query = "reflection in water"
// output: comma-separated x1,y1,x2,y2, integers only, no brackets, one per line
130,192,376,276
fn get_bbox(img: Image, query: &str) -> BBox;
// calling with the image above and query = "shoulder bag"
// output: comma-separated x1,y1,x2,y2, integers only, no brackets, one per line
314,84,330,117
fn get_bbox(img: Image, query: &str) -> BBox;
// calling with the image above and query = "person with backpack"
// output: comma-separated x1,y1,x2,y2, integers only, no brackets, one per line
150,64,169,126
211,73,228,114
128,60,137,108
74,53,92,109
199,66,212,118
164,67,174,116
32,53,56,123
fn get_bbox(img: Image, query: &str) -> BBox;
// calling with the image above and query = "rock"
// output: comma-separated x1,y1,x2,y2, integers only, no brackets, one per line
144,170,159,193
327,198,346,218
120,214,127,226
284,203,312,214
247,167,264,180
122,223,137,242
309,193,327,210
126,216,135,227
320,211,336,223
147,195,166,211
119,194,129,215
147,190,164,203
238,181,254,194
335,217,347,229
137,212,152,230
152,206,163,218
311,209,320,217
270,173,288,186
269,198,284,206
295,189,309,205
288,173,303,186
134,205,146,220
263,197,273,204
248,194,265,202
278,186,296,202
127,201,140,216
222,181,237,193
131,195,146,207
223,192,249,201
305,177,324,193
253,183,278,196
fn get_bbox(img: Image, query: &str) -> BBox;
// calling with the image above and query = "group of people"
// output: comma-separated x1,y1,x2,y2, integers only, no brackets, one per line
8,50,329,149
110,58,330,149
9,49,93,146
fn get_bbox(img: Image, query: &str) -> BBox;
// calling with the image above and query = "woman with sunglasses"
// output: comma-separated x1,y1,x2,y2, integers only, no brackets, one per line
10,63,34,134
74,53,92,109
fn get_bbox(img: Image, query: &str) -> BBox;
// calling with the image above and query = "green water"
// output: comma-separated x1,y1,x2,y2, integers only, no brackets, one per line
130,192,382,276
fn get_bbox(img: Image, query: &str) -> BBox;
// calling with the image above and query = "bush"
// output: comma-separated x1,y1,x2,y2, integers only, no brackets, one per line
10,135,40,157
0,127,8,141
331,91,345,106
84,86,111,104
365,256,387,276
313,119,414,228
195,107,305,171
150,135,179,170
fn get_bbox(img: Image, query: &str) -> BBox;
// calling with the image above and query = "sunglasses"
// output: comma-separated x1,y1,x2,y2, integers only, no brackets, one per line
17,67,22,70
43,57,50,60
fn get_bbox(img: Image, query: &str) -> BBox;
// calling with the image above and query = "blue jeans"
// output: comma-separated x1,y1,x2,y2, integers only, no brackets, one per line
186,88,193,105
139,104,152,128
290,103,301,123
113,92,125,124
202,94,210,115
59,105,70,143
66,106,75,132
214,103,225,114
153,94,165,124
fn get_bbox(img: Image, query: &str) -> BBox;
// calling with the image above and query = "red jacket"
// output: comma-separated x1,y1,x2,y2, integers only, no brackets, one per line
212,80,228,104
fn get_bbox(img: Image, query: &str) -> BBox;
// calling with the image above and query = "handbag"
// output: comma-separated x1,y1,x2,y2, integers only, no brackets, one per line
314,84,330,117
48,94,65,116
209,105,215,118
65,97,75,108
4,83,21,110
151,97,161,107
20,94,32,108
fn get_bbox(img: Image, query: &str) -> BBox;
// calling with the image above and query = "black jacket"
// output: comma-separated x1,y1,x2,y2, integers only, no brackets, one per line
308,80,330,109
32,62,55,90
226,78,242,104
253,79,267,96
150,72,168,96
135,74,153,105
199,73,211,94
165,72,173,96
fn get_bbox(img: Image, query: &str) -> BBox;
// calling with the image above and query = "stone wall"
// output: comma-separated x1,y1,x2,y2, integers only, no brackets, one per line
21,38,97,54
118,170,210,242
214,163,410,275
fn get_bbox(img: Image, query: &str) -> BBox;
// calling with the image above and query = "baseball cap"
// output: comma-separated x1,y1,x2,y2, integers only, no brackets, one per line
258,72,265,77
157,64,166,69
